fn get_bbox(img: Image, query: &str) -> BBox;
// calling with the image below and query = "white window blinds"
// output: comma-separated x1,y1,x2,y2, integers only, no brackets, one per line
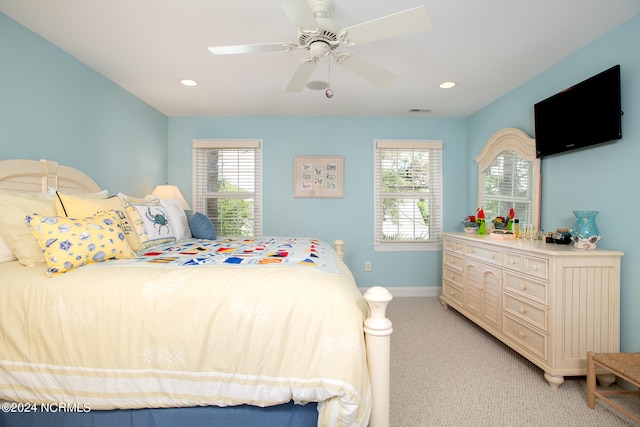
374,140,443,247
481,150,533,225
192,139,262,237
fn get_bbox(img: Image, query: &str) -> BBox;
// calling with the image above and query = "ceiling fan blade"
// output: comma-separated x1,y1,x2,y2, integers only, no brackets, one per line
284,58,318,93
340,5,432,45
208,42,297,55
335,53,397,87
280,0,319,30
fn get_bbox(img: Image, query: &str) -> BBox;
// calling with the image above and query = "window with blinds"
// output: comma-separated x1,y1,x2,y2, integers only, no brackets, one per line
374,140,443,250
481,150,533,225
192,139,262,237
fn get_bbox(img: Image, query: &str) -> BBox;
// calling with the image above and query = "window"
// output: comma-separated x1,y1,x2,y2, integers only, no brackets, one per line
480,150,534,225
476,128,541,229
374,140,443,251
192,139,262,237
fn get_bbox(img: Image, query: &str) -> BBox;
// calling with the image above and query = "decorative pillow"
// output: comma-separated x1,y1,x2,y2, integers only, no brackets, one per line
25,211,135,276
55,193,138,251
159,198,192,241
0,235,17,263
187,212,217,240
54,189,109,216
0,191,56,266
56,192,123,217
118,194,176,250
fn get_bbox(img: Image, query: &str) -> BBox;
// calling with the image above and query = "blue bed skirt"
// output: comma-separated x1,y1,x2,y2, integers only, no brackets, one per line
0,401,318,427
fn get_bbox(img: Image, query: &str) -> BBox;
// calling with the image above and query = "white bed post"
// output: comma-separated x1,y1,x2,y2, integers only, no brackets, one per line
333,241,392,427
333,239,344,259
363,286,393,427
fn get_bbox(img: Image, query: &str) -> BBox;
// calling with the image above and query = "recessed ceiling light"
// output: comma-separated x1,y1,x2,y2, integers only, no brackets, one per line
439,81,456,89
180,79,198,87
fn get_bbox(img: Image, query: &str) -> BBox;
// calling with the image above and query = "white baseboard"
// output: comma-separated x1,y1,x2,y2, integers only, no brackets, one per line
359,286,441,297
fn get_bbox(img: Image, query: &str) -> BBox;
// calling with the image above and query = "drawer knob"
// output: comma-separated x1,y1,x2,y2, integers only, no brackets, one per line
520,283,527,291
510,259,515,264
531,264,538,271
519,306,527,314
518,331,526,338
450,290,456,296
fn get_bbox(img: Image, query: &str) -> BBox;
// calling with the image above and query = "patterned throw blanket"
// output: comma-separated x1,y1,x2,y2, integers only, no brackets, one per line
126,237,340,275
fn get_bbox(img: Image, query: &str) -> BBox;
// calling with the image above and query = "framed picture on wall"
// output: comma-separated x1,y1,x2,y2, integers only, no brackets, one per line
294,156,344,198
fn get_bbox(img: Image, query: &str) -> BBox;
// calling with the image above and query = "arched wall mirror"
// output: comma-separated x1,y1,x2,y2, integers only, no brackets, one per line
476,128,541,229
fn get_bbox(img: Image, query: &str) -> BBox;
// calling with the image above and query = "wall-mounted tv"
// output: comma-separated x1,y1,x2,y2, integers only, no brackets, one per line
534,65,622,158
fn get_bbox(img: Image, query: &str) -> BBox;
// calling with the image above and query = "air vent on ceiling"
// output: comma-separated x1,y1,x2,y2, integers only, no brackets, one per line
409,108,433,113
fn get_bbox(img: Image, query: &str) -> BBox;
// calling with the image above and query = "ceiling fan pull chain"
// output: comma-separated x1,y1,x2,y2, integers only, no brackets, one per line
326,57,334,99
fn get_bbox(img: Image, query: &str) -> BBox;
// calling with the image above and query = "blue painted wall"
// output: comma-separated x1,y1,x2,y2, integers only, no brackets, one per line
168,116,466,288
0,13,167,195
2,10,638,351
467,15,640,351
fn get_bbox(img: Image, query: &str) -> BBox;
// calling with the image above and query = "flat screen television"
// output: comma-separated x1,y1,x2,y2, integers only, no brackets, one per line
534,65,622,158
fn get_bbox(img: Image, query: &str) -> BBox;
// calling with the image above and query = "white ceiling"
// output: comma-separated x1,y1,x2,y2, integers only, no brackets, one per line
2,0,639,118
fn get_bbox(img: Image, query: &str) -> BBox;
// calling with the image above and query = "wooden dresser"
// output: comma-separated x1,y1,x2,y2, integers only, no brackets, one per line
440,232,623,388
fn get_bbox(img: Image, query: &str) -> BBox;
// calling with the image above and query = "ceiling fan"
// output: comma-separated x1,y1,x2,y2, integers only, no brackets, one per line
208,0,432,93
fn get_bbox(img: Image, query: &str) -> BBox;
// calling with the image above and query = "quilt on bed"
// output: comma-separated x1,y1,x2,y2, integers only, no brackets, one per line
0,237,371,427
130,237,340,274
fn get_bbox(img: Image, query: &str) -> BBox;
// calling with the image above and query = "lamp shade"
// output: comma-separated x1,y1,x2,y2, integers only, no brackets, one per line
151,185,191,210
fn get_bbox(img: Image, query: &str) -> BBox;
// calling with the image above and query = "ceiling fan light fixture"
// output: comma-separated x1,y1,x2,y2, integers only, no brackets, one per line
309,40,330,58
439,81,456,89
180,79,198,87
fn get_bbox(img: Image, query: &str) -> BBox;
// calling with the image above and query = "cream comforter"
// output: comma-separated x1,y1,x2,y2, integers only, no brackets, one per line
0,239,371,426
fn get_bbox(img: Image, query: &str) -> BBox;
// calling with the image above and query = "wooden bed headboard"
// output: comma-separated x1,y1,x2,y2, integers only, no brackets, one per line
0,159,102,194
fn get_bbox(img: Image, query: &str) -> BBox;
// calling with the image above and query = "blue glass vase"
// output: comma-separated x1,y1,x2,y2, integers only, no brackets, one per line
572,210,600,239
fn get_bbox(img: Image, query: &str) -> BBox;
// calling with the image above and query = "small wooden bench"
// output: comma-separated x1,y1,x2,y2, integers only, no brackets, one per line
587,351,640,423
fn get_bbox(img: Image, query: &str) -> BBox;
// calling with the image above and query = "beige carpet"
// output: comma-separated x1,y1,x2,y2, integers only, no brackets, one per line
387,297,639,426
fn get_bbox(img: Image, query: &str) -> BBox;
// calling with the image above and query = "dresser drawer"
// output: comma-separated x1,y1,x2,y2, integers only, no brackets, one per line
503,293,547,332
523,255,549,280
503,314,547,361
465,244,502,266
443,266,464,288
442,281,463,307
443,252,464,271
503,251,523,271
503,271,548,305
443,237,464,254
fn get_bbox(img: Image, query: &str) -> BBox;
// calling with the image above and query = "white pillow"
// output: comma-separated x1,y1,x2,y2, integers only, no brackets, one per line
0,191,56,266
159,198,192,241
0,235,17,263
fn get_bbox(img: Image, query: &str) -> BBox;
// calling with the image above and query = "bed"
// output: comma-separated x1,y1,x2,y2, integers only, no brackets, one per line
0,159,393,427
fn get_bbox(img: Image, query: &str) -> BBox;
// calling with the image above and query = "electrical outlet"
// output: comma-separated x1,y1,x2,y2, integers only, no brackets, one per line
364,261,372,272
